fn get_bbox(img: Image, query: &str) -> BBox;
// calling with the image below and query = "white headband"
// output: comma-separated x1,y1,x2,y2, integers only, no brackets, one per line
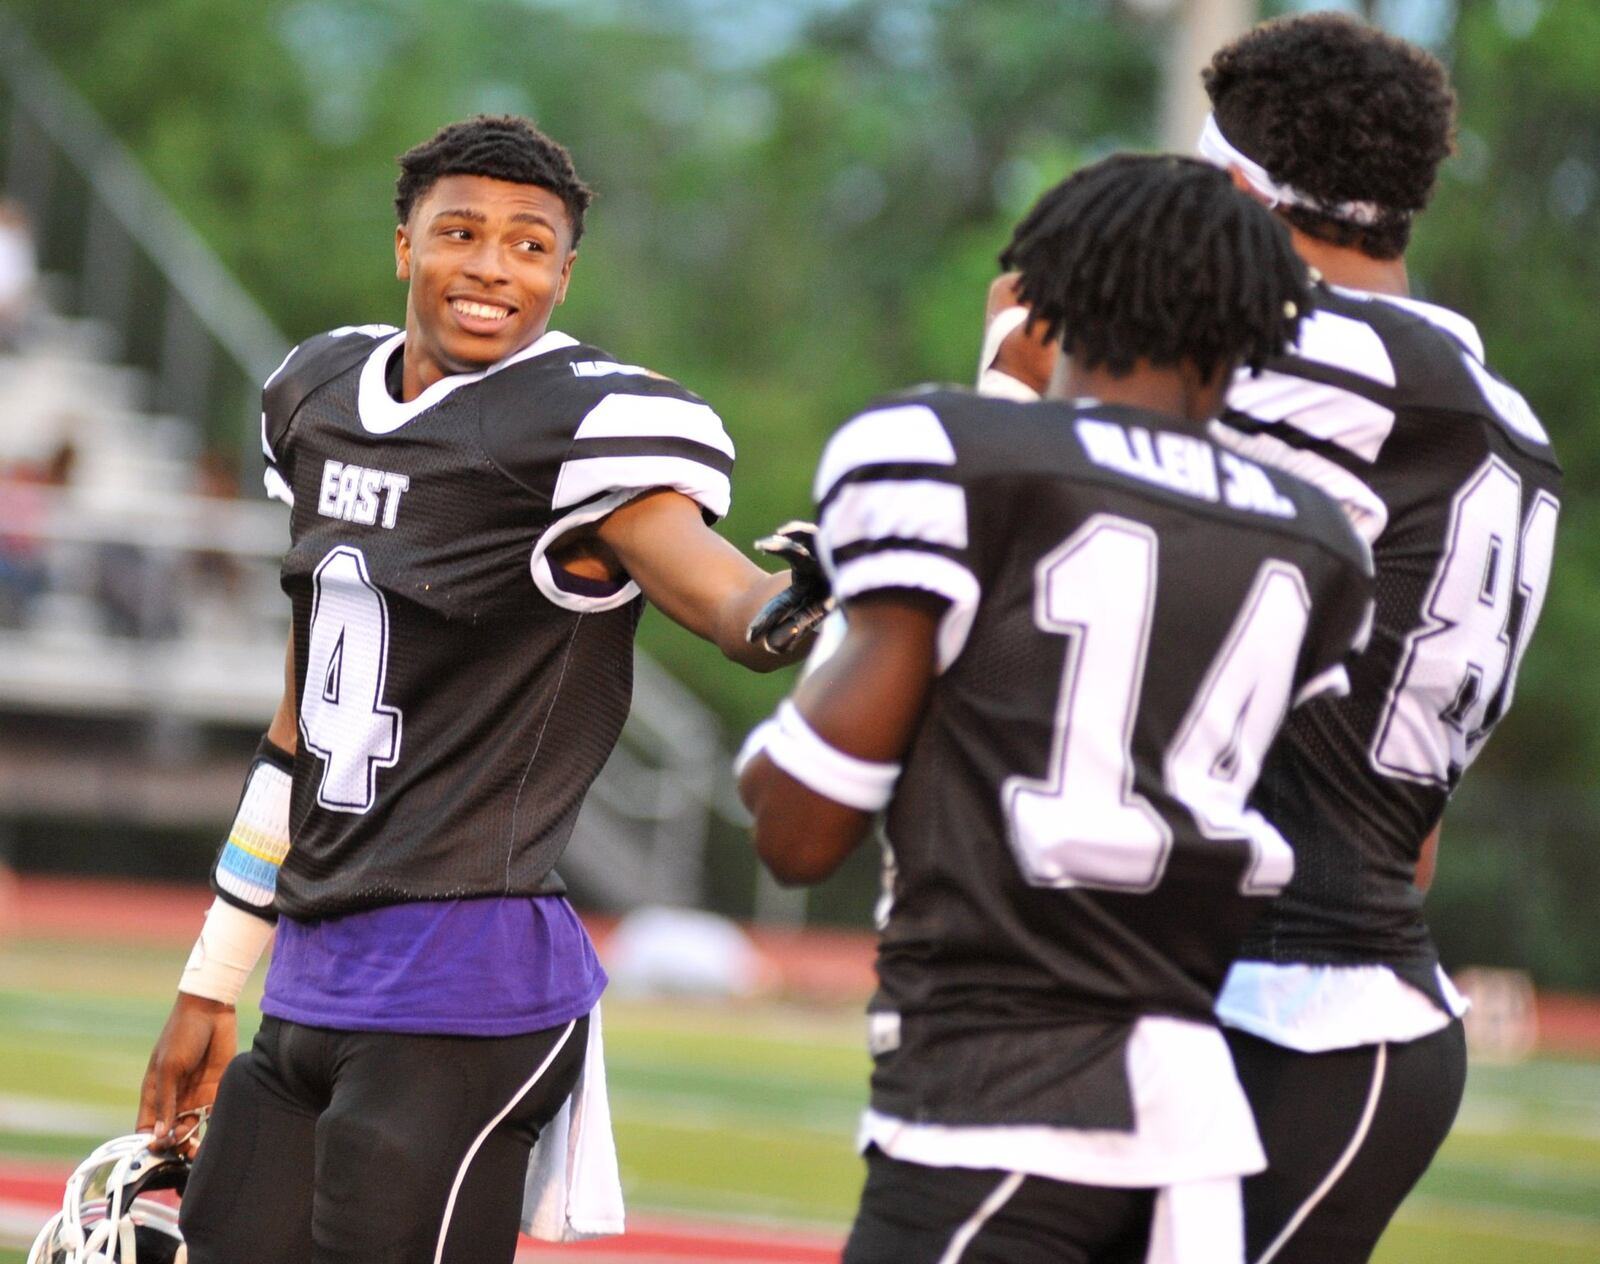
1197,113,1396,228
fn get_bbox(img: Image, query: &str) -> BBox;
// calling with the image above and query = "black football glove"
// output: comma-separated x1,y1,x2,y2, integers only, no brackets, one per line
746,521,834,654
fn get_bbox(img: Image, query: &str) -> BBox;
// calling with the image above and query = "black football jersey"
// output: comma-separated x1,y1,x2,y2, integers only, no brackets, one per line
812,389,1373,1128
254,325,733,919
1215,286,1562,996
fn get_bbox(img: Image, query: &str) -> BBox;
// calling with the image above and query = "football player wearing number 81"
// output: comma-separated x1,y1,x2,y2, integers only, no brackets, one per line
740,155,1376,1263
130,116,825,1264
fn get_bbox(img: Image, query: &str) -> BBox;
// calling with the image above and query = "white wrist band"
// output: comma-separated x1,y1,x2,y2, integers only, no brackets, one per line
738,700,901,811
179,897,275,1005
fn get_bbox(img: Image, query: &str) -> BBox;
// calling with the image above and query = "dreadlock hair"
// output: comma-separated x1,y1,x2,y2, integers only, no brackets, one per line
1203,12,1455,260
394,115,594,245
999,154,1311,383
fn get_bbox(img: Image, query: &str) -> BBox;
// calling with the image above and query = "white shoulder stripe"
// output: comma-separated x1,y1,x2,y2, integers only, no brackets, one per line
830,550,980,673
821,479,967,552
814,405,956,502
552,453,731,519
1332,287,1486,361
1293,310,1396,388
1226,369,1396,464
572,392,734,458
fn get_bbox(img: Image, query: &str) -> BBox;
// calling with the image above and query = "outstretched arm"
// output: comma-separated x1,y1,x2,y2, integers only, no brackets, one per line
738,592,942,883
593,488,810,671
137,631,297,1153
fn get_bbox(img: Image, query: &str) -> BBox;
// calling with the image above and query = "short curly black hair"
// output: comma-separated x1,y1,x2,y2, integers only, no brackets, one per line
1202,12,1454,260
999,154,1311,383
394,115,594,245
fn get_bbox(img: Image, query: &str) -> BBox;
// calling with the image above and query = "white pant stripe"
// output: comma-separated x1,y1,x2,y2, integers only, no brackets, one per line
432,1019,578,1264
936,1170,1026,1264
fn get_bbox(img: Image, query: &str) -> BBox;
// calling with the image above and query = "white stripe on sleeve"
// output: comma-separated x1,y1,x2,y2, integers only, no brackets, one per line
1226,370,1396,465
570,392,735,457
821,479,967,552
814,405,957,502
552,454,731,518
831,549,980,673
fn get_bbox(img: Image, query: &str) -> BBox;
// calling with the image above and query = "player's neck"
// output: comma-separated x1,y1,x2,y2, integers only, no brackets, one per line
1290,228,1410,298
1053,359,1225,427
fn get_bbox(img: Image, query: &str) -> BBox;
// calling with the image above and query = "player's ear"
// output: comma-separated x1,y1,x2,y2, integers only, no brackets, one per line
554,252,576,306
395,223,412,282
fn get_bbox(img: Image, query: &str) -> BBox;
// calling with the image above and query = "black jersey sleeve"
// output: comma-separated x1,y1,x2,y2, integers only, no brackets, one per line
260,324,398,506
812,399,979,672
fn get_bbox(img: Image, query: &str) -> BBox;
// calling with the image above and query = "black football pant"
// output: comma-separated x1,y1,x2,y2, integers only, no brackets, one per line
180,1012,588,1264
1226,1020,1467,1264
843,1146,1158,1264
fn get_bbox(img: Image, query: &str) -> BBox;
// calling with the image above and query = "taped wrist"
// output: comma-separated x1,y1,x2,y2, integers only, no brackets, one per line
736,700,900,811
180,896,275,1005
211,736,293,918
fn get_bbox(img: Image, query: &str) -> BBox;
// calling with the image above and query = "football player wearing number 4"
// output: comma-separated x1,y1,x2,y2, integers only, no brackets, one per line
979,16,1563,1262
741,155,1375,1264
131,116,824,1264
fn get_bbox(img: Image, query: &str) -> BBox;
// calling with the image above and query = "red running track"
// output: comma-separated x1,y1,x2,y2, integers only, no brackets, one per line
0,1159,844,1263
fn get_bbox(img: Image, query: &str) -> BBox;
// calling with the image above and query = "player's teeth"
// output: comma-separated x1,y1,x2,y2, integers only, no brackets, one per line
454,300,508,320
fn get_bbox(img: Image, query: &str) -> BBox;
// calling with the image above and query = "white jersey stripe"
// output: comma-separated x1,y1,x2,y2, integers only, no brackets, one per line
1226,371,1396,465
571,392,735,457
822,479,968,552
814,404,957,502
551,454,731,518
1291,310,1397,389
830,550,979,673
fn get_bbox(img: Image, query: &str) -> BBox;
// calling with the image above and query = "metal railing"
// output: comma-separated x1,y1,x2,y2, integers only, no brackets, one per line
0,13,287,452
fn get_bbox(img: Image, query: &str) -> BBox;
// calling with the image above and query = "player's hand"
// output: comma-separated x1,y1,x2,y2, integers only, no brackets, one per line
746,522,834,654
137,992,237,1157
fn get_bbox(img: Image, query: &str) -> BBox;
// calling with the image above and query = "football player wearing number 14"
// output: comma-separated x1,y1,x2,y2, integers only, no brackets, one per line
978,16,1564,1261
131,116,822,1264
740,155,1375,1264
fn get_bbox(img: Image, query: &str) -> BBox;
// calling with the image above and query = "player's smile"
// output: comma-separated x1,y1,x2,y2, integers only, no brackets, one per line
395,174,576,399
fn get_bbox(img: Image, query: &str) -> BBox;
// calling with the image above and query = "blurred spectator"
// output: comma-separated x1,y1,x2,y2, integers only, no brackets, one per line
188,447,249,620
0,199,38,352
0,439,76,625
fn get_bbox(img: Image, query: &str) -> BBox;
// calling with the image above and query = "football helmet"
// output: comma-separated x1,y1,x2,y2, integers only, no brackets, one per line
27,1134,188,1264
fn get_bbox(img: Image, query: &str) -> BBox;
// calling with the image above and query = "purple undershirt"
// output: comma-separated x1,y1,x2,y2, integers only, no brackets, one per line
262,895,607,1036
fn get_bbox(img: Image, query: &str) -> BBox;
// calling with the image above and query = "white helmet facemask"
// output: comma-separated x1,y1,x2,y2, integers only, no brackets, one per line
27,1134,188,1264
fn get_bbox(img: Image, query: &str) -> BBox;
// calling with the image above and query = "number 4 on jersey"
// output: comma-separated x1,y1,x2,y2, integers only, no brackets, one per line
299,546,403,813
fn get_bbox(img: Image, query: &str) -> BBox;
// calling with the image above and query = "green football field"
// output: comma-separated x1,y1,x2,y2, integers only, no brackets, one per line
1,933,1597,1261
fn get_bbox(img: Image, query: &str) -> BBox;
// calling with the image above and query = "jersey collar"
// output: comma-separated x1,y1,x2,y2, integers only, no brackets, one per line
357,328,581,434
